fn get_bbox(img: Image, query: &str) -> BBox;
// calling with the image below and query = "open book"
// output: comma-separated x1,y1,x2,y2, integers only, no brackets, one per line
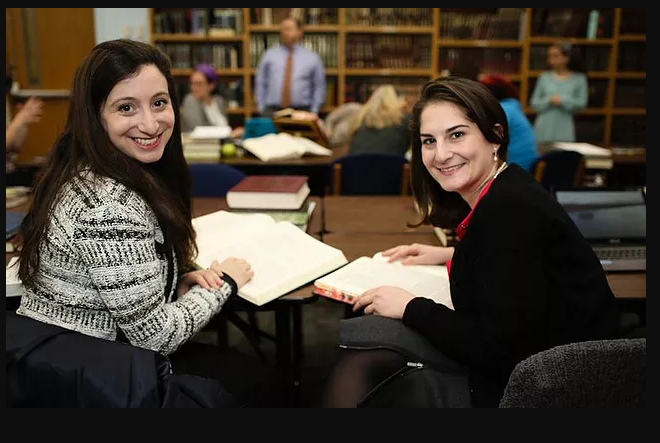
192,211,347,306
314,253,453,310
240,133,333,162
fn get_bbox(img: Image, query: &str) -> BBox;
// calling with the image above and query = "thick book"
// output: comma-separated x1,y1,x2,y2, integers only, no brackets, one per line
192,210,348,306
314,253,453,310
226,175,311,210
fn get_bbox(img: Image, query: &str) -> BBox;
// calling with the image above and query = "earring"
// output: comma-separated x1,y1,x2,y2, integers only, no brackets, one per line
493,150,498,162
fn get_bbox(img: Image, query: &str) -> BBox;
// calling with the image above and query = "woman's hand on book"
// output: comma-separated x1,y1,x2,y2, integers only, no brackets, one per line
381,244,454,266
177,268,225,298
212,257,254,289
353,286,416,320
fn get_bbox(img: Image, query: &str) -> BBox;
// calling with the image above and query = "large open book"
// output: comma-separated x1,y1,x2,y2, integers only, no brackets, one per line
192,211,347,306
240,133,333,162
314,253,453,310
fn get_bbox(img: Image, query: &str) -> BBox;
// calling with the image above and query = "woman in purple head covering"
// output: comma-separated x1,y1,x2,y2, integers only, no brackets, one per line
180,63,231,133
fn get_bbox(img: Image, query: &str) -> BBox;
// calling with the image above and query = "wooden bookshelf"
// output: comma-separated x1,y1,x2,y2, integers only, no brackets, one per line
150,8,646,148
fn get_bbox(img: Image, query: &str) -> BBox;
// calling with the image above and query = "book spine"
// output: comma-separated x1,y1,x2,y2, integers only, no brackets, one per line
313,285,356,305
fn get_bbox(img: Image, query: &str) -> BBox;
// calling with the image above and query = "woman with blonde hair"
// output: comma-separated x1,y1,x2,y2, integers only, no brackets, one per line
348,85,411,156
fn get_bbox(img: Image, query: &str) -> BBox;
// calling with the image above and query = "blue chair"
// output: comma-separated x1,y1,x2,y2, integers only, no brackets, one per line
532,150,586,192
330,153,411,196
243,117,278,140
189,163,247,197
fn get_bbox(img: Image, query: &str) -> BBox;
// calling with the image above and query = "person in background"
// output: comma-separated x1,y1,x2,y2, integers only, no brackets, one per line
15,39,262,402
321,102,363,147
323,77,620,408
347,85,411,157
6,62,44,185
180,63,243,138
255,17,326,118
529,42,588,144
480,74,539,172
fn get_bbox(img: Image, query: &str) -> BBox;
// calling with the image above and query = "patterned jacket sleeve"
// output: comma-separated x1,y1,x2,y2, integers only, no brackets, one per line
73,201,234,356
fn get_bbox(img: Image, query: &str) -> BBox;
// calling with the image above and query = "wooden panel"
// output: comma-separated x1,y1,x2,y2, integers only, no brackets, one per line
7,8,96,164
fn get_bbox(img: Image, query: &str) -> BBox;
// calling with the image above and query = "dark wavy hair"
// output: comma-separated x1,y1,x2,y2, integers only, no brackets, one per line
409,76,509,230
19,39,195,287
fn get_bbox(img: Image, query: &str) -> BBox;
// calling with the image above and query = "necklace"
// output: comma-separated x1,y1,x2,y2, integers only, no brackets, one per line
493,162,508,181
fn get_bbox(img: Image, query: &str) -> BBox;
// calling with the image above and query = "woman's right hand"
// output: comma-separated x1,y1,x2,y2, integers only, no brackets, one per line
211,258,254,289
381,244,454,266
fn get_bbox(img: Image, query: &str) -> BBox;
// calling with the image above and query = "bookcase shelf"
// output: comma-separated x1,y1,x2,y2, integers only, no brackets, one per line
150,8,646,148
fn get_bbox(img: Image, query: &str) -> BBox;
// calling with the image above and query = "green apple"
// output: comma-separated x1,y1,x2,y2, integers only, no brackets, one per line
221,142,236,158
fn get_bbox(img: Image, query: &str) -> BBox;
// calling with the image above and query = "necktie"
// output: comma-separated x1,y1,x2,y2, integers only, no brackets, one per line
281,49,293,108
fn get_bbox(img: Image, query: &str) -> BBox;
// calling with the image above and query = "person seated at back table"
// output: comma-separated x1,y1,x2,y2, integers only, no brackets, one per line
180,63,243,138
322,76,621,408
348,85,412,157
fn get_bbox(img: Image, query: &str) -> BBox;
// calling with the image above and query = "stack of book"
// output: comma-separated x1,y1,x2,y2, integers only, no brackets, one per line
226,175,315,232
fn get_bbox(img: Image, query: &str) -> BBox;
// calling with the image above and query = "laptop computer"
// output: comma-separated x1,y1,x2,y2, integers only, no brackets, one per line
554,188,646,272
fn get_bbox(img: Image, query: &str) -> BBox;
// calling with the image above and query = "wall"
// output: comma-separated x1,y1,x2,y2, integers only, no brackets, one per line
94,8,150,43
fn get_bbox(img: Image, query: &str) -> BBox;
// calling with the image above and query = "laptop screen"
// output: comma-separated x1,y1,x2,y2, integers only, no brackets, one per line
554,189,646,243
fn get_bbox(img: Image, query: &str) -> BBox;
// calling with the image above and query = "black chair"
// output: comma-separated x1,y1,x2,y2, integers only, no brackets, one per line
189,163,247,197
531,150,586,192
499,338,645,408
330,153,410,196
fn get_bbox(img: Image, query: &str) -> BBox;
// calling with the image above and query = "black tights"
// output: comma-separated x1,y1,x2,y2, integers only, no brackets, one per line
322,348,408,408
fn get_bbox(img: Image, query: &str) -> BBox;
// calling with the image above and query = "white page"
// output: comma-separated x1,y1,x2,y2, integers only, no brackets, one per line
194,216,347,306
192,211,276,258
372,252,449,279
189,125,232,140
241,133,304,162
316,256,453,310
293,136,333,156
553,142,612,157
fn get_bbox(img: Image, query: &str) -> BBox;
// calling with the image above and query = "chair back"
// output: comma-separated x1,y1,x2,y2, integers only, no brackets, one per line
499,338,646,408
330,153,410,196
532,150,586,192
189,163,247,197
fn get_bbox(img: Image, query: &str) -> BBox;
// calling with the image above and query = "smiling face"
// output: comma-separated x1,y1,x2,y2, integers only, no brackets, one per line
101,64,174,164
420,102,501,207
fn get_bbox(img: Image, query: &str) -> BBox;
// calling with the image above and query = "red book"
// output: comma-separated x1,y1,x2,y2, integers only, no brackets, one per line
226,175,310,210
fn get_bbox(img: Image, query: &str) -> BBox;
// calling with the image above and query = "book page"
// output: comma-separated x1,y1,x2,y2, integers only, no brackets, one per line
192,211,276,257
241,133,304,162
372,252,449,279
315,256,453,310
194,217,347,306
553,142,612,157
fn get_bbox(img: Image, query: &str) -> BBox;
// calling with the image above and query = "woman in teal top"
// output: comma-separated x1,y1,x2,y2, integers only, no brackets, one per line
530,42,588,144
481,74,539,172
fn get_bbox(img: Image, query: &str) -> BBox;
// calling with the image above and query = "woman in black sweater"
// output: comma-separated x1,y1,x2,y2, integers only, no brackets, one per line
325,77,621,408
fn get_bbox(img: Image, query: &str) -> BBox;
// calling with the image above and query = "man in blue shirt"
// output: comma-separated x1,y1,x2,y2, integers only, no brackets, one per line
255,17,326,117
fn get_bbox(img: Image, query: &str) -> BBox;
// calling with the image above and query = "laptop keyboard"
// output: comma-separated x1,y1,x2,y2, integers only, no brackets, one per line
593,247,646,260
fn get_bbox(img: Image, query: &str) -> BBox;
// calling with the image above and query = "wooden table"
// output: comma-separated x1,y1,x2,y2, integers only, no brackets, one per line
321,195,434,235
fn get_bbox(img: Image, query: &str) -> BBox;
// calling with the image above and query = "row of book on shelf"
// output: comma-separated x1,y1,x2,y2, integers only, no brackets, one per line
152,8,645,37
